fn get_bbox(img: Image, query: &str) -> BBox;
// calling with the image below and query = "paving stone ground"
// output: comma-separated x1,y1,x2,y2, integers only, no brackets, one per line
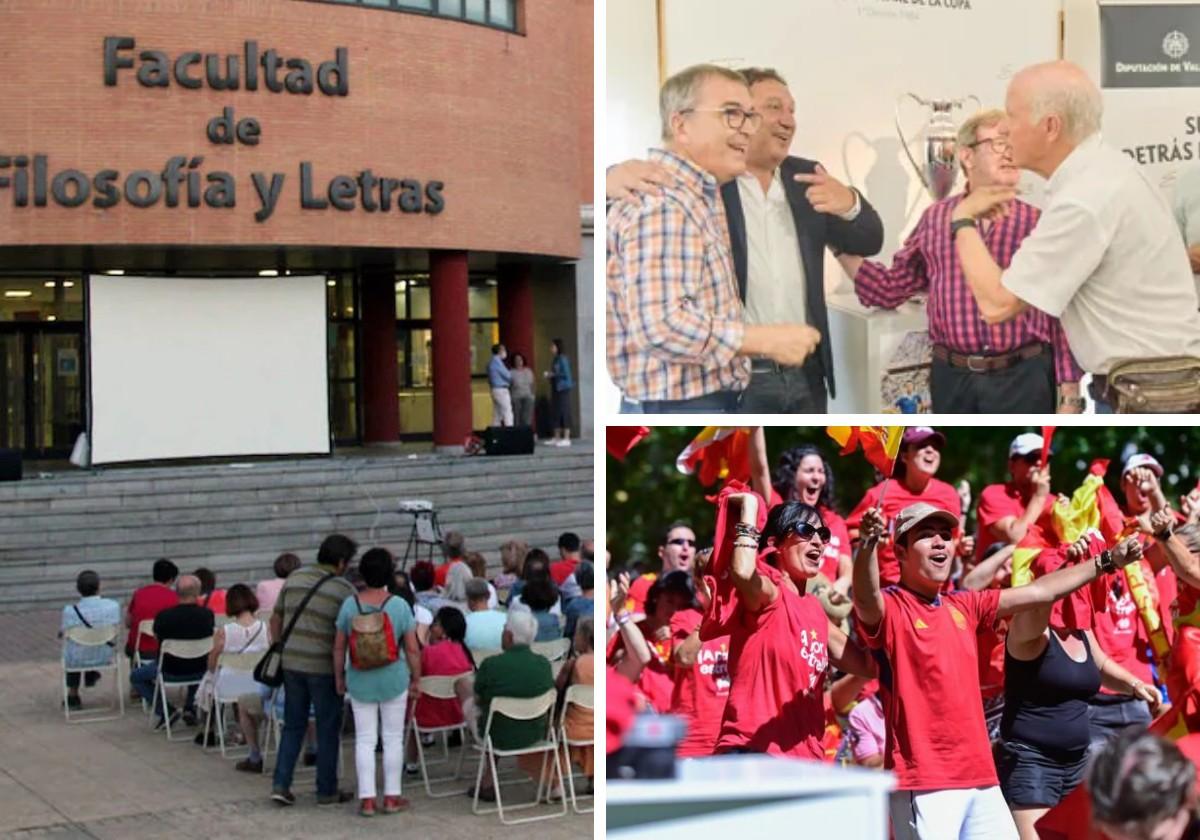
0,626,592,839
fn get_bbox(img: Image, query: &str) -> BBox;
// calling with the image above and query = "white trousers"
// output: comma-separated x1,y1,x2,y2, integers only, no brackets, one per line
350,691,407,800
889,786,1018,840
491,388,513,427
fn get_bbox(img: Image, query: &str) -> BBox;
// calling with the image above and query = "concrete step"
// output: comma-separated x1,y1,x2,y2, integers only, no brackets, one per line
0,445,594,611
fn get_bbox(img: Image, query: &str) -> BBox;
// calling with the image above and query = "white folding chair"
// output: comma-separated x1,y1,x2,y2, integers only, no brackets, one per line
201,651,262,758
132,619,156,668
558,683,593,813
215,615,235,628
406,672,473,798
471,688,566,825
154,636,214,741
531,638,570,662
62,625,125,723
471,648,503,665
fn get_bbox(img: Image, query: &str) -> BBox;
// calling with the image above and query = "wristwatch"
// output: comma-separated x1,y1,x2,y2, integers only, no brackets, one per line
1096,549,1117,575
1058,395,1087,412
1155,526,1175,542
950,217,978,238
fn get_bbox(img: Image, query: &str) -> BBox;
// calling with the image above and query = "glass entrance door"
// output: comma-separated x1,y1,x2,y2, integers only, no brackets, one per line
0,326,85,457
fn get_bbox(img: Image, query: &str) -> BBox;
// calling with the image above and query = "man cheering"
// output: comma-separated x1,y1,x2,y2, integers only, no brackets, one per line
951,61,1200,412
840,109,1082,413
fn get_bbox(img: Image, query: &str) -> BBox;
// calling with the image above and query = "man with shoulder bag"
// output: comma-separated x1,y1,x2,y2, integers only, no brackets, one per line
267,534,359,807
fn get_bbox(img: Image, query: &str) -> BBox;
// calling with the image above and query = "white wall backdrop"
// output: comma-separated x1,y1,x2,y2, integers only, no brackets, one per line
89,275,330,464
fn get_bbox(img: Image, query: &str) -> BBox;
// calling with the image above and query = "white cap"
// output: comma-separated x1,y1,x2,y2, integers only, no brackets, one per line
1009,433,1044,458
1122,453,1163,478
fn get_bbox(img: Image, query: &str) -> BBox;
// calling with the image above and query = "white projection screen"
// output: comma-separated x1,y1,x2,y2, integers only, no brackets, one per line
88,274,331,464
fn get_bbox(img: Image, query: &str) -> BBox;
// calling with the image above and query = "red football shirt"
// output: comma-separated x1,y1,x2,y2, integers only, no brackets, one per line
125,583,179,654
715,565,830,759
669,607,730,758
846,478,963,587
975,482,1055,563
1091,559,1159,693
606,621,675,713
857,585,1001,791
550,557,580,586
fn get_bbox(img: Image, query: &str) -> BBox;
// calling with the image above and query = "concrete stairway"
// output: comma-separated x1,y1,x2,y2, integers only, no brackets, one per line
0,443,593,611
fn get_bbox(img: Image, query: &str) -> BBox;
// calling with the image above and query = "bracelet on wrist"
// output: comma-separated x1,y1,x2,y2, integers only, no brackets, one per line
615,610,631,626
733,522,761,539
1096,549,1117,575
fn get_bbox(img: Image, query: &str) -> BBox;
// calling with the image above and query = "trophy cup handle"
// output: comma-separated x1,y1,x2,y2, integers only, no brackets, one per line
895,92,931,194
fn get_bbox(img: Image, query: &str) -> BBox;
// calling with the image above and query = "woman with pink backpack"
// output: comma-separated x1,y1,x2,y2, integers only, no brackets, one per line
333,548,421,817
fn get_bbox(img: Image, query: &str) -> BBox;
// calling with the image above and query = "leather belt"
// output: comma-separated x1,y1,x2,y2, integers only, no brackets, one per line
932,342,1046,373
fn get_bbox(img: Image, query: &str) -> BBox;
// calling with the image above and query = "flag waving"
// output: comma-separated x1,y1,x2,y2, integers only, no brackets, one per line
607,426,650,461
827,426,904,477
676,427,751,487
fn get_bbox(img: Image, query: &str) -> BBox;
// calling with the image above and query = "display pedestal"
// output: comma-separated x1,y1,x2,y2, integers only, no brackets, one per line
608,755,895,839
827,292,928,413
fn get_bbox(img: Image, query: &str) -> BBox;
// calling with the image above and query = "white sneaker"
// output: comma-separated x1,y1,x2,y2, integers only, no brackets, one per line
557,439,571,447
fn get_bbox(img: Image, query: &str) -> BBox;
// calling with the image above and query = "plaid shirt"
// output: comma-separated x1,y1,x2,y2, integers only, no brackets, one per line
606,149,750,402
854,194,1082,384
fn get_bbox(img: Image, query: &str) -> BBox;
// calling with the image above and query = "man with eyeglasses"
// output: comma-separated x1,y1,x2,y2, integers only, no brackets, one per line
626,522,697,616
952,61,1200,412
837,109,1083,414
607,63,823,413
974,433,1056,568
607,67,884,413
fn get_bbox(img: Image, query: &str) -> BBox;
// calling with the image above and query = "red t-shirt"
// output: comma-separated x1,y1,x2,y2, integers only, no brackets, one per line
857,585,1001,791
975,482,1055,564
125,583,179,654
846,478,962,587
626,574,656,616
415,640,473,727
765,491,850,583
434,559,467,589
200,589,226,616
550,557,580,586
669,607,730,758
1091,560,1159,693
715,565,830,759
606,622,675,713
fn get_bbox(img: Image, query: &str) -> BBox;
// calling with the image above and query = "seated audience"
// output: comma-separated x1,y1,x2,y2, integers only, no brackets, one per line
391,570,431,647
464,578,507,651
551,532,584,601
198,584,269,746
195,567,226,615
493,540,528,596
444,561,473,609
435,531,468,589
130,574,215,726
465,552,501,608
563,562,595,639
557,616,595,788
406,607,476,772
125,558,179,665
518,568,564,642
60,569,120,710
510,551,563,618
256,552,301,616
472,610,556,801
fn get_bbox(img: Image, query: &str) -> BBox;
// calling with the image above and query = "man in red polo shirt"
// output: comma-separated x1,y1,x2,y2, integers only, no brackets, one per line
852,502,1144,840
846,427,969,588
549,532,583,599
124,558,179,662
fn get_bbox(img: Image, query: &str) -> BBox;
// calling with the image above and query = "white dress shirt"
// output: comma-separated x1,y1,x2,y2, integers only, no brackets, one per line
737,170,808,328
1001,134,1200,374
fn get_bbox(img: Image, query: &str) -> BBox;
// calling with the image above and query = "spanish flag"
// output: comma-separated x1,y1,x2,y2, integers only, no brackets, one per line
675,427,751,487
606,426,650,461
826,426,904,477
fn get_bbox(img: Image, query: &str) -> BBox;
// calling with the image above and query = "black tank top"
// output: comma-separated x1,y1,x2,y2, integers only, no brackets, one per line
1001,630,1101,754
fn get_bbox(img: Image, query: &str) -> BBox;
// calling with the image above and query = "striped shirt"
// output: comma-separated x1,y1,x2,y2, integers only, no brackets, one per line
273,564,356,675
606,148,750,402
854,194,1082,384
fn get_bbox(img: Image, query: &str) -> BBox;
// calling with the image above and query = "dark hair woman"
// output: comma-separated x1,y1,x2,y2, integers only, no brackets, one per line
544,338,573,446
715,494,874,758
606,570,694,714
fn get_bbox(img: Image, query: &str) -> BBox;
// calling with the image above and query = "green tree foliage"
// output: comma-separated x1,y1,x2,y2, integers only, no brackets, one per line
607,426,1200,569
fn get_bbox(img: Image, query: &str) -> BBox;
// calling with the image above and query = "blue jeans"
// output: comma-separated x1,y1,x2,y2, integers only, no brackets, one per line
640,391,739,414
130,662,202,718
273,670,342,796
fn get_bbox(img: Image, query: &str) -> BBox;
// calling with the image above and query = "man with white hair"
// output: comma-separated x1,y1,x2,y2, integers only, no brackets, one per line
840,109,1083,413
951,60,1200,412
607,63,821,413
471,610,555,801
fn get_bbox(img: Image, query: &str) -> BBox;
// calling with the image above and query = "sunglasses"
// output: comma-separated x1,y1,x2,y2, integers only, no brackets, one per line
792,523,831,542
667,538,697,547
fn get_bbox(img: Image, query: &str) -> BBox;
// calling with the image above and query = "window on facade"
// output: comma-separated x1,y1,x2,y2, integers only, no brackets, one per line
302,0,518,32
326,273,358,442
0,278,83,323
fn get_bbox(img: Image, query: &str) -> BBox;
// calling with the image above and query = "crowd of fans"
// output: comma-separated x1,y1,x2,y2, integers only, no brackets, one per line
606,426,1200,840
60,530,594,818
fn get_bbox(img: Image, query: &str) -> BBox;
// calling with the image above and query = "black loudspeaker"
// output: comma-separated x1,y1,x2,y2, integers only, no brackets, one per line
0,448,22,481
483,426,535,456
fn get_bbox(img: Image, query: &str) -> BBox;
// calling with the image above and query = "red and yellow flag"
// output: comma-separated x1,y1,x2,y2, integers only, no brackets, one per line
827,426,904,477
606,426,650,461
676,427,751,487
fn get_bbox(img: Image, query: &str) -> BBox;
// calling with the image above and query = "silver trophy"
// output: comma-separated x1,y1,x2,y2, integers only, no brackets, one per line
895,94,981,200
